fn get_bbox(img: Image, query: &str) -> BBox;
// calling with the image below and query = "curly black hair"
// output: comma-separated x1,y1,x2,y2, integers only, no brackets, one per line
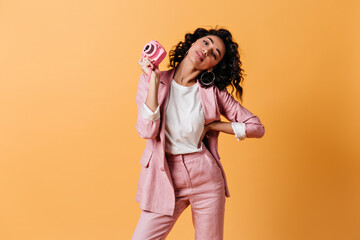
168,26,246,102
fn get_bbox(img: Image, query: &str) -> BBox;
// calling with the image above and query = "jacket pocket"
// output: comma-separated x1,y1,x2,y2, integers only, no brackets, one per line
139,150,153,168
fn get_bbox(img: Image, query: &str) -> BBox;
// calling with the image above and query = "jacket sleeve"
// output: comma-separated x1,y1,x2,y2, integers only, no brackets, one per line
217,88,265,138
135,73,161,139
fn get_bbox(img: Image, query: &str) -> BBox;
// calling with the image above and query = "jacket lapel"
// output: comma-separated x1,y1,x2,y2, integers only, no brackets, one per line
198,84,221,125
158,69,174,118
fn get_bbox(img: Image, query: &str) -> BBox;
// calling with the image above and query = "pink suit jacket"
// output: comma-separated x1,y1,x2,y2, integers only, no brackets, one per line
135,68,265,216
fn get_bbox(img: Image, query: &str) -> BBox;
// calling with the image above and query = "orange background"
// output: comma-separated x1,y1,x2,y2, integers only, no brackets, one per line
0,0,359,239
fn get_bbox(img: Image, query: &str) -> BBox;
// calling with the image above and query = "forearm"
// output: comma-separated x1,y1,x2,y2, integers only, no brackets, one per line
145,75,160,112
207,121,235,135
207,121,247,141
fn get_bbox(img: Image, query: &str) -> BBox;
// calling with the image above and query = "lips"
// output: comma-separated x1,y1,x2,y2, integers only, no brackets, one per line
196,51,204,61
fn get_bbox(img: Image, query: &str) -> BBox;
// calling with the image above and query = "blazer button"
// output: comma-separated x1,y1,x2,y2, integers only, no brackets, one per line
160,167,164,171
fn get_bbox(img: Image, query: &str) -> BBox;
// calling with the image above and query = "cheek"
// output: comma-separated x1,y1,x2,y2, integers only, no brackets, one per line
204,58,218,67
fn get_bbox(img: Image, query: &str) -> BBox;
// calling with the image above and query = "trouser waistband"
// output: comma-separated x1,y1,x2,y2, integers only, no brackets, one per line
165,147,209,162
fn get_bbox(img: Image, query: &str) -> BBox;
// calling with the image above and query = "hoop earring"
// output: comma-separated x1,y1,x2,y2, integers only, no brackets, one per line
199,71,215,86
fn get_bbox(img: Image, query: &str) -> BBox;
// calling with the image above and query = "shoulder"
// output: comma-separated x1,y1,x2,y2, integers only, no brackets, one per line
212,86,239,112
212,85,231,100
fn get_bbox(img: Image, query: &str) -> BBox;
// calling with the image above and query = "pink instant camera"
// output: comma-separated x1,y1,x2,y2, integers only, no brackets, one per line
141,40,166,82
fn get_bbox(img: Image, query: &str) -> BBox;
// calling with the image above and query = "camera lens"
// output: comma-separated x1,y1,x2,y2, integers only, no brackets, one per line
145,44,154,55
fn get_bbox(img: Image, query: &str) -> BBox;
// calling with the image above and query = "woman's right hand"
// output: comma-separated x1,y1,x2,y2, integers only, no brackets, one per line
138,56,160,82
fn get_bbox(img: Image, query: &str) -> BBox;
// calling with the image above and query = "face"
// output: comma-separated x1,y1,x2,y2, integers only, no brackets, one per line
187,35,226,71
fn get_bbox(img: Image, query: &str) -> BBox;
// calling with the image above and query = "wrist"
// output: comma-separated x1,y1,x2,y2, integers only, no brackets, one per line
206,122,214,131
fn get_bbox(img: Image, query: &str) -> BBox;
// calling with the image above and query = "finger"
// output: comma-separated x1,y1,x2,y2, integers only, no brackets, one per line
145,60,154,69
141,59,151,68
149,60,154,67
144,57,154,65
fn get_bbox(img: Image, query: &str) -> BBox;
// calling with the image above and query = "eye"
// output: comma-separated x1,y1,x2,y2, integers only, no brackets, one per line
213,53,217,59
203,40,208,45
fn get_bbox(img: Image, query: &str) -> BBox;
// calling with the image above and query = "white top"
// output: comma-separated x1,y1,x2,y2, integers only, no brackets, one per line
141,79,247,154
163,80,205,154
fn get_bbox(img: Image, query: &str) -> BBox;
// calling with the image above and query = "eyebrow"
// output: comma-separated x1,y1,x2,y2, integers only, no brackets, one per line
207,37,222,58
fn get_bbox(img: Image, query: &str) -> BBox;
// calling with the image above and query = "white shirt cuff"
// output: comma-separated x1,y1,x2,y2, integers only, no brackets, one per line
231,122,247,141
141,103,160,122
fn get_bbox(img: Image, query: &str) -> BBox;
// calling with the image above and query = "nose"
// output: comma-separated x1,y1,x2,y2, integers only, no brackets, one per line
202,48,213,56
202,49,208,56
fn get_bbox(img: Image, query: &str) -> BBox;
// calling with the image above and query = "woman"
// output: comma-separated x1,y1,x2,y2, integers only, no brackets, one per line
132,27,265,240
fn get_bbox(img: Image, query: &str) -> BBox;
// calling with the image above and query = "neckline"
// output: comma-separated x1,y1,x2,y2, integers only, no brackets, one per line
171,79,198,91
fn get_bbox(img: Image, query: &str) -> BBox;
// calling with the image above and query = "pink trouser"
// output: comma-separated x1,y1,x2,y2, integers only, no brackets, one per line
132,146,226,240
